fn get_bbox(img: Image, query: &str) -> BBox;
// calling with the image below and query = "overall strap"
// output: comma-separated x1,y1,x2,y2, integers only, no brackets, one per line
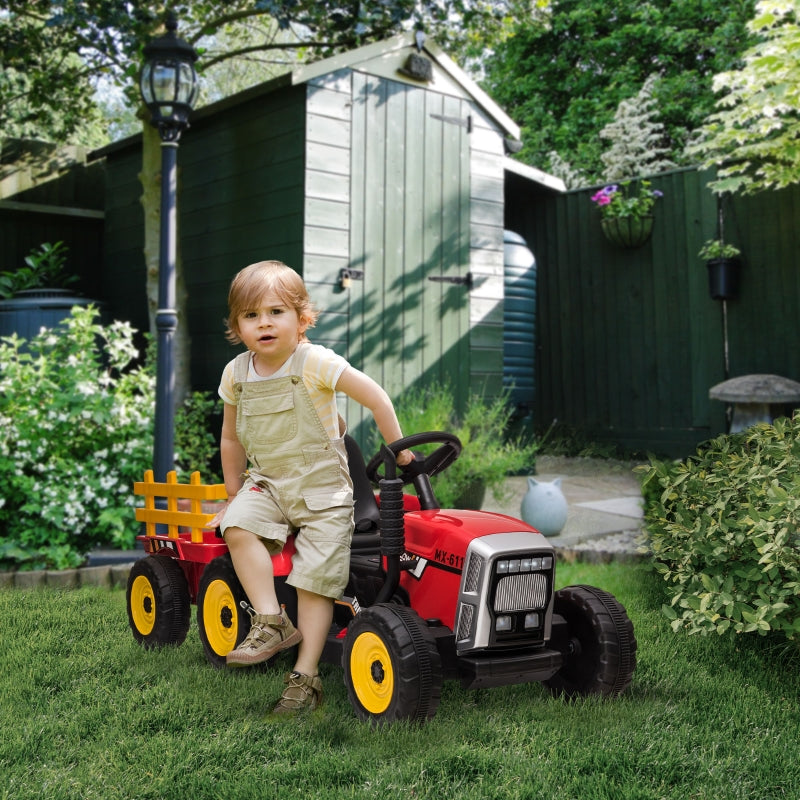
232,351,251,384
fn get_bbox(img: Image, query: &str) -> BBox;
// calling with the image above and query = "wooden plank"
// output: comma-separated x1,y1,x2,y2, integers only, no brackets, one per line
306,142,350,175
306,85,353,120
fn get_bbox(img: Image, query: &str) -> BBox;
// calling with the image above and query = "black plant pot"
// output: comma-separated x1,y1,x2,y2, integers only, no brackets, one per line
706,258,741,301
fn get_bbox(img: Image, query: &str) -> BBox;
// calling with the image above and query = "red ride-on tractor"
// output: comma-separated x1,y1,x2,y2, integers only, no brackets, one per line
127,432,636,722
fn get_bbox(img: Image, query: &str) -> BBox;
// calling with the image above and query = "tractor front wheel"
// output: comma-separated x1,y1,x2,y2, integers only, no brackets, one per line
342,604,442,724
197,554,250,668
545,584,636,699
126,554,191,649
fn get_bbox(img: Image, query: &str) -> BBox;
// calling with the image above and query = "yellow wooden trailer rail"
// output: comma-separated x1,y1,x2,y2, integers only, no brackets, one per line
134,470,226,543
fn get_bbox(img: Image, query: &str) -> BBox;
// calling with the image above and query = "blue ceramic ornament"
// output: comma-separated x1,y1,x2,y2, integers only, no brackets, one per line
520,477,568,536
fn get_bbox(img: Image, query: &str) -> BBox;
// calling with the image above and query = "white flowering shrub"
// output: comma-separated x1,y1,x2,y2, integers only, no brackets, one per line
0,306,155,570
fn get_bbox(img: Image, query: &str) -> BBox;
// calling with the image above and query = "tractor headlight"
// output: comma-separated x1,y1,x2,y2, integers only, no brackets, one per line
495,615,512,632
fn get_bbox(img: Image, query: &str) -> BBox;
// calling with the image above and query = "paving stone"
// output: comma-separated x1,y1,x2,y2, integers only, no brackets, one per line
78,566,112,588
13,570,46,589
46,570,79,589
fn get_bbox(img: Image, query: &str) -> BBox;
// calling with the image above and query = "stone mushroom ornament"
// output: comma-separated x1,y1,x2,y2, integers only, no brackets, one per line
709,374,800,432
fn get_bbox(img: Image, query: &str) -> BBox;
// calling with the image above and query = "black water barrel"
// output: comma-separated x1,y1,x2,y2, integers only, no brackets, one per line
0,289,100,339
503,230,537,418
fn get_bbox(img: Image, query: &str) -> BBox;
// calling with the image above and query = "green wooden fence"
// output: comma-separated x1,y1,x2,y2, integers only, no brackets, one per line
506,166,800,458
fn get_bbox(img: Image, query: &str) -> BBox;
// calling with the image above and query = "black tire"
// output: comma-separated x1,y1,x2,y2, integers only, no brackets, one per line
126,554,191,649
342,604,442,723
197,554,250,668
545,584,637,699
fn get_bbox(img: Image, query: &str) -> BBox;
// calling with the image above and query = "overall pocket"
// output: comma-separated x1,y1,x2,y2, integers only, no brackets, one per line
238,390,297,446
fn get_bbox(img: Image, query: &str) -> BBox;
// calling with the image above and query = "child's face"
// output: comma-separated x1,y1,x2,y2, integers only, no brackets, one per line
236,289,309,369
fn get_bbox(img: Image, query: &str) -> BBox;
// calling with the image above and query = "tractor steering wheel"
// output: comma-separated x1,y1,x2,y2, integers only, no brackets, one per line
365,431,462,487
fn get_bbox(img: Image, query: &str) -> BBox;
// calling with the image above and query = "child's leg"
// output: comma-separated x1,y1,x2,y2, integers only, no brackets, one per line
293,588,334,676
224,525,280,614
224,526,302,667
271,589,331,714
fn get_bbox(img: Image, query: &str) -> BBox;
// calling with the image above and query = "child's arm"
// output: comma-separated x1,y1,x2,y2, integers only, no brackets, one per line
209,402,248,527
335,367,414,466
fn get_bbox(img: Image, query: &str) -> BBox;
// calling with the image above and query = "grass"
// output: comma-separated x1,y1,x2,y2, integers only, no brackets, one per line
2,562,799,800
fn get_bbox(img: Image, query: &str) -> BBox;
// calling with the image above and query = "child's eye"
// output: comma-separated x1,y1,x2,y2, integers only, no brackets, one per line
270,308,284,315
242,311,257,319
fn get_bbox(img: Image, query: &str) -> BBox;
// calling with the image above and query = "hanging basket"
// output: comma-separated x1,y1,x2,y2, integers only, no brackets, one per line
706,257,741,301
600,215,654,248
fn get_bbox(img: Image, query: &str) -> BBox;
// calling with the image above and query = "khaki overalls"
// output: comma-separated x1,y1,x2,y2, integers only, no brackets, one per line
220,344,354,599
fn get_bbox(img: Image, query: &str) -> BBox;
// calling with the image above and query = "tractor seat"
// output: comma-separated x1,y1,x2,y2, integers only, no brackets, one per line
344,435,382,549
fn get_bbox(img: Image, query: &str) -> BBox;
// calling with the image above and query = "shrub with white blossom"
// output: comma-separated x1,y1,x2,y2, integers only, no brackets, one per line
0,306,156,570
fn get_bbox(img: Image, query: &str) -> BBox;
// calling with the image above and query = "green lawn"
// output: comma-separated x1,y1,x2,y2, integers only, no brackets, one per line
1,562,798,800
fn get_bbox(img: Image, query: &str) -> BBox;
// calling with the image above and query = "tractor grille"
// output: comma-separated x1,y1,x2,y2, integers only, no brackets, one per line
494,572,548,612
463,553,484,593
457,603,475,641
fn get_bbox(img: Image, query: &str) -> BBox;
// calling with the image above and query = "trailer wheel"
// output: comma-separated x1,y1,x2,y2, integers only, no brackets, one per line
342,604,442,724
545,584,636,699
126,554,191,649
197,555,250,668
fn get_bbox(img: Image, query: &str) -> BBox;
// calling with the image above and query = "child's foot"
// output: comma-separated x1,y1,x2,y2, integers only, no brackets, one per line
225,604,302,667
272,671,323,715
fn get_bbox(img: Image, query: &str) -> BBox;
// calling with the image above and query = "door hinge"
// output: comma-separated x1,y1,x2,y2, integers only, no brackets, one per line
428,272,473,288
429,113,473,133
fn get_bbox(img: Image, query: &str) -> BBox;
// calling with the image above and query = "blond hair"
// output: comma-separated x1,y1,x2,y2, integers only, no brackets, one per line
224,260,318,344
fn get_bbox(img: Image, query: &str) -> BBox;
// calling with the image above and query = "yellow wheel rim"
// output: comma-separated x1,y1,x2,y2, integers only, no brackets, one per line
130,575,156,636
203,579,239,656
350,631,394,714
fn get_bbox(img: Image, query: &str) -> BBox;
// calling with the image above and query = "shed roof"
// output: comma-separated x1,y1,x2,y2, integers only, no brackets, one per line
92,32,522,159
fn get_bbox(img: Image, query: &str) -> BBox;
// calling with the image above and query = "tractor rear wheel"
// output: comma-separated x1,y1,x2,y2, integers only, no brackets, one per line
126,554,191,649
342,604,442,723
197,554,250,668
545,584,636,699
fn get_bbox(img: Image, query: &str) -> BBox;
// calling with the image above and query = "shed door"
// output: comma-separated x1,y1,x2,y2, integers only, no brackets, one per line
348,72,471,434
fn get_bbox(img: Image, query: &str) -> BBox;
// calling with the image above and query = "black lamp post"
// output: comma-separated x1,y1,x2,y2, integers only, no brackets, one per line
139,13,198,482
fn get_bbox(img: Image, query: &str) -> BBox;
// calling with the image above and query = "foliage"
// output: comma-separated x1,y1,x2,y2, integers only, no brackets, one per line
1,0,540,146
481,0,757,181
0,308,226,571
689,0,800,194
590,180,663,220
0,241,77,299
390,385,537,508
640,415,800,645
598,74,676,181
698,239,742,260
174,390,223,484
0,306,155,571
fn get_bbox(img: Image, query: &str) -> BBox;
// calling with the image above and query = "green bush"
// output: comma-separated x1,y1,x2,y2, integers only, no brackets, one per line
0,307,156,570
0,309,226,571
174,390,222,483
640,416,800,644
389,384,537,508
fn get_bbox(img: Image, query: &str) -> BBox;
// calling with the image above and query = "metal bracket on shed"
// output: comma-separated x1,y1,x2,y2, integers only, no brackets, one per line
428,272,473,289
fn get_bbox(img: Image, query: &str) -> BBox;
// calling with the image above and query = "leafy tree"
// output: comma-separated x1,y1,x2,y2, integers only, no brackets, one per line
599,74,676,181
689,0,800,194
481,0,758,182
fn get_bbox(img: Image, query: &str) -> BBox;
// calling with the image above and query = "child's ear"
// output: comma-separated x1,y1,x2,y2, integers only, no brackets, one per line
298,314,311,334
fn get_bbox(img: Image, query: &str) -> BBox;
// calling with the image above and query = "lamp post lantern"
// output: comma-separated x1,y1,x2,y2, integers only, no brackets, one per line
139,13,198,482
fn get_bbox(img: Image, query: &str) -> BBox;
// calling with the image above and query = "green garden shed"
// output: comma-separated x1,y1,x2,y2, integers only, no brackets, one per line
93,33,561,443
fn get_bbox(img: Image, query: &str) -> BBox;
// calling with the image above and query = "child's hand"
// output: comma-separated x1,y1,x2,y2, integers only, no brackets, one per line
396,449,414,467
207,503,230,530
